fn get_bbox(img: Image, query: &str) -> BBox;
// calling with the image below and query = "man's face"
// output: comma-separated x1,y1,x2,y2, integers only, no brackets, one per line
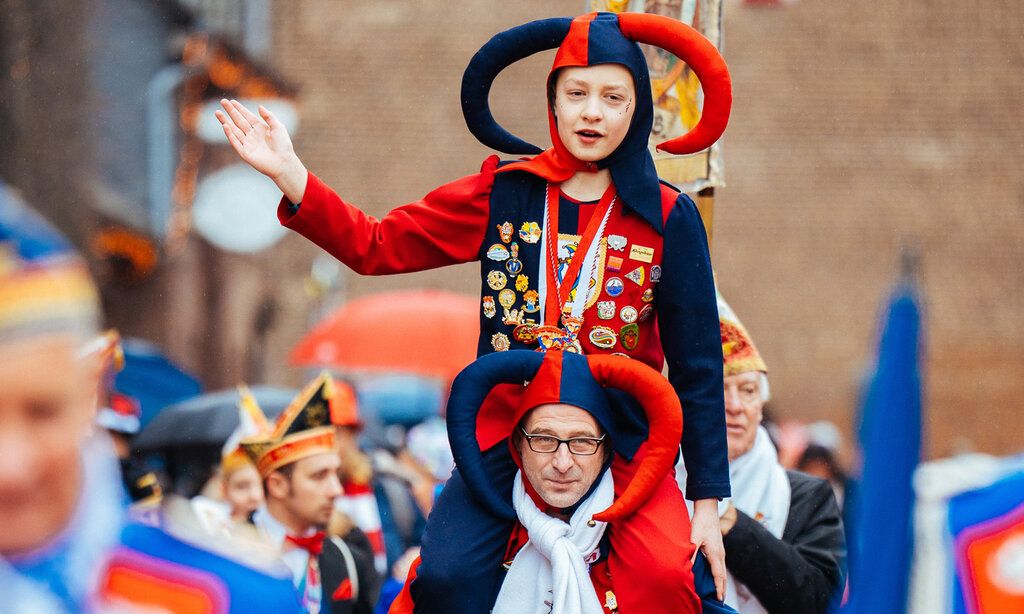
222,464,264,520
517,403,607,510
724,371,765,461
0,334,96,555
267,453,342,529
552,63,636,163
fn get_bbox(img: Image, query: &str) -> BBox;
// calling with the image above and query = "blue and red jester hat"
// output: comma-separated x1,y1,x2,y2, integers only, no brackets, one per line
462,10,732,230
446,349,682,525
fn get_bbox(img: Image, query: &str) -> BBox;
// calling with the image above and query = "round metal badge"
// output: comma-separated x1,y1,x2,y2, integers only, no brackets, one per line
498,289,516,308
486,270,507,290
619,305,638,323
638,304,654,322
605,277,624,297
491,332,511,352
596,301,616,320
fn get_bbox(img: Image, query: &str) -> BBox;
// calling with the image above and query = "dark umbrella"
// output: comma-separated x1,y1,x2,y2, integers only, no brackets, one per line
116,338,202,429
133,385,297,451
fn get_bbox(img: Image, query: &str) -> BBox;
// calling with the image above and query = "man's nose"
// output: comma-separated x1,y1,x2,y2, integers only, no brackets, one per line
0,426,38,493
724,388,743,414
326,473,343,499
551,442,575,472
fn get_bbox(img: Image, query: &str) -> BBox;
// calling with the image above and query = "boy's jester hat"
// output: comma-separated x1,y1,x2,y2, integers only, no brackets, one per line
462,11,731,230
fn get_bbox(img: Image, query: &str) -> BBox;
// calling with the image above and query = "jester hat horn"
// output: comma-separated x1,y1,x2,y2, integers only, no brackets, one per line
447,350,682,524
461,11,732,157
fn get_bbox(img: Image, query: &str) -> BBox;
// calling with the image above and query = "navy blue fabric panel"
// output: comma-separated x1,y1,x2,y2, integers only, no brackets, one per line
657,193,730,500
476,171,548,356
411,445,518,614
119,523,302,613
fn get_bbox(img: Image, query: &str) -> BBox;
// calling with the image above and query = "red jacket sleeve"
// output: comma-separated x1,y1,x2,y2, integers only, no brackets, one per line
277,156,499,275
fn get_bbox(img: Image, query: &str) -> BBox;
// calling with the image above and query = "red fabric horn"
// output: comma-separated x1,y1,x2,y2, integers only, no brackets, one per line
585,355,683,523
617,12,732,155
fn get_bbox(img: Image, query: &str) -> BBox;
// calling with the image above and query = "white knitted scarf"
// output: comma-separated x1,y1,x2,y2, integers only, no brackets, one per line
492,470,614,614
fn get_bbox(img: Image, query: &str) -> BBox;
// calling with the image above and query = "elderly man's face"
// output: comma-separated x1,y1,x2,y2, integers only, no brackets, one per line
516,403,607,510
724,371,765,461
0,334,96,555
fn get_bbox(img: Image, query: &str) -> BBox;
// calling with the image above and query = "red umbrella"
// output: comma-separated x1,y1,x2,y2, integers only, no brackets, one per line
290,290,481,380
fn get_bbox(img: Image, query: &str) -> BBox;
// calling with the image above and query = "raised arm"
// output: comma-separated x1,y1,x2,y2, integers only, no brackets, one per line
216,99,308,204
216,99,496,275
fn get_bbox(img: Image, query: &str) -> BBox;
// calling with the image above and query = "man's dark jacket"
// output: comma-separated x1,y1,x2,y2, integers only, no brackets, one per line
320,528,381,614
723,471,846,613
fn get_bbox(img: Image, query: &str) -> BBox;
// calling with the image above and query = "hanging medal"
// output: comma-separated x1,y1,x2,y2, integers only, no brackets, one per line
538,182,617,352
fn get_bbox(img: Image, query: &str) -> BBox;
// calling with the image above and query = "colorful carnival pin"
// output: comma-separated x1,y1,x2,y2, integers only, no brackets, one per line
497,221,514,243
491,332,510,352
487,270,507,290
487,243,509,261
519,221,541,244
506,242,523,275
588,326,618,349
620,323,640,350
522,289,540,313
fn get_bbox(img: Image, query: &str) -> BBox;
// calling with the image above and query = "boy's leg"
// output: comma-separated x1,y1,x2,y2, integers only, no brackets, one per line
410,443,517,614
608,446,702,613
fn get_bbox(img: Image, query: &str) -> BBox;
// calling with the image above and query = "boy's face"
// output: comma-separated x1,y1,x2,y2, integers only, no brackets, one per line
552,63,636,163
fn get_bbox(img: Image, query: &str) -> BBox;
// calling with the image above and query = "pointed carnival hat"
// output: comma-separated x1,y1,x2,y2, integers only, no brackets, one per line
461,12,731,229
0,182,100,342
221,385,271,475
446,349,681,524
240,372,337,477
717,290,767,377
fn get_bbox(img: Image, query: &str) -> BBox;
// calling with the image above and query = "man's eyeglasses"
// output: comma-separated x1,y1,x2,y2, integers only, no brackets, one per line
519,428,606,456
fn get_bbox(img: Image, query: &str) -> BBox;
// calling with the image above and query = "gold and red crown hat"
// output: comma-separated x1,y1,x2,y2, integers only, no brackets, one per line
717,289,767,377
240,373,337,478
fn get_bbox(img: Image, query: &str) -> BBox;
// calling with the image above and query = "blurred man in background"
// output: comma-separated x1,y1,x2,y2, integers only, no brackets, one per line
0,187,301,612
245,374,380,613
